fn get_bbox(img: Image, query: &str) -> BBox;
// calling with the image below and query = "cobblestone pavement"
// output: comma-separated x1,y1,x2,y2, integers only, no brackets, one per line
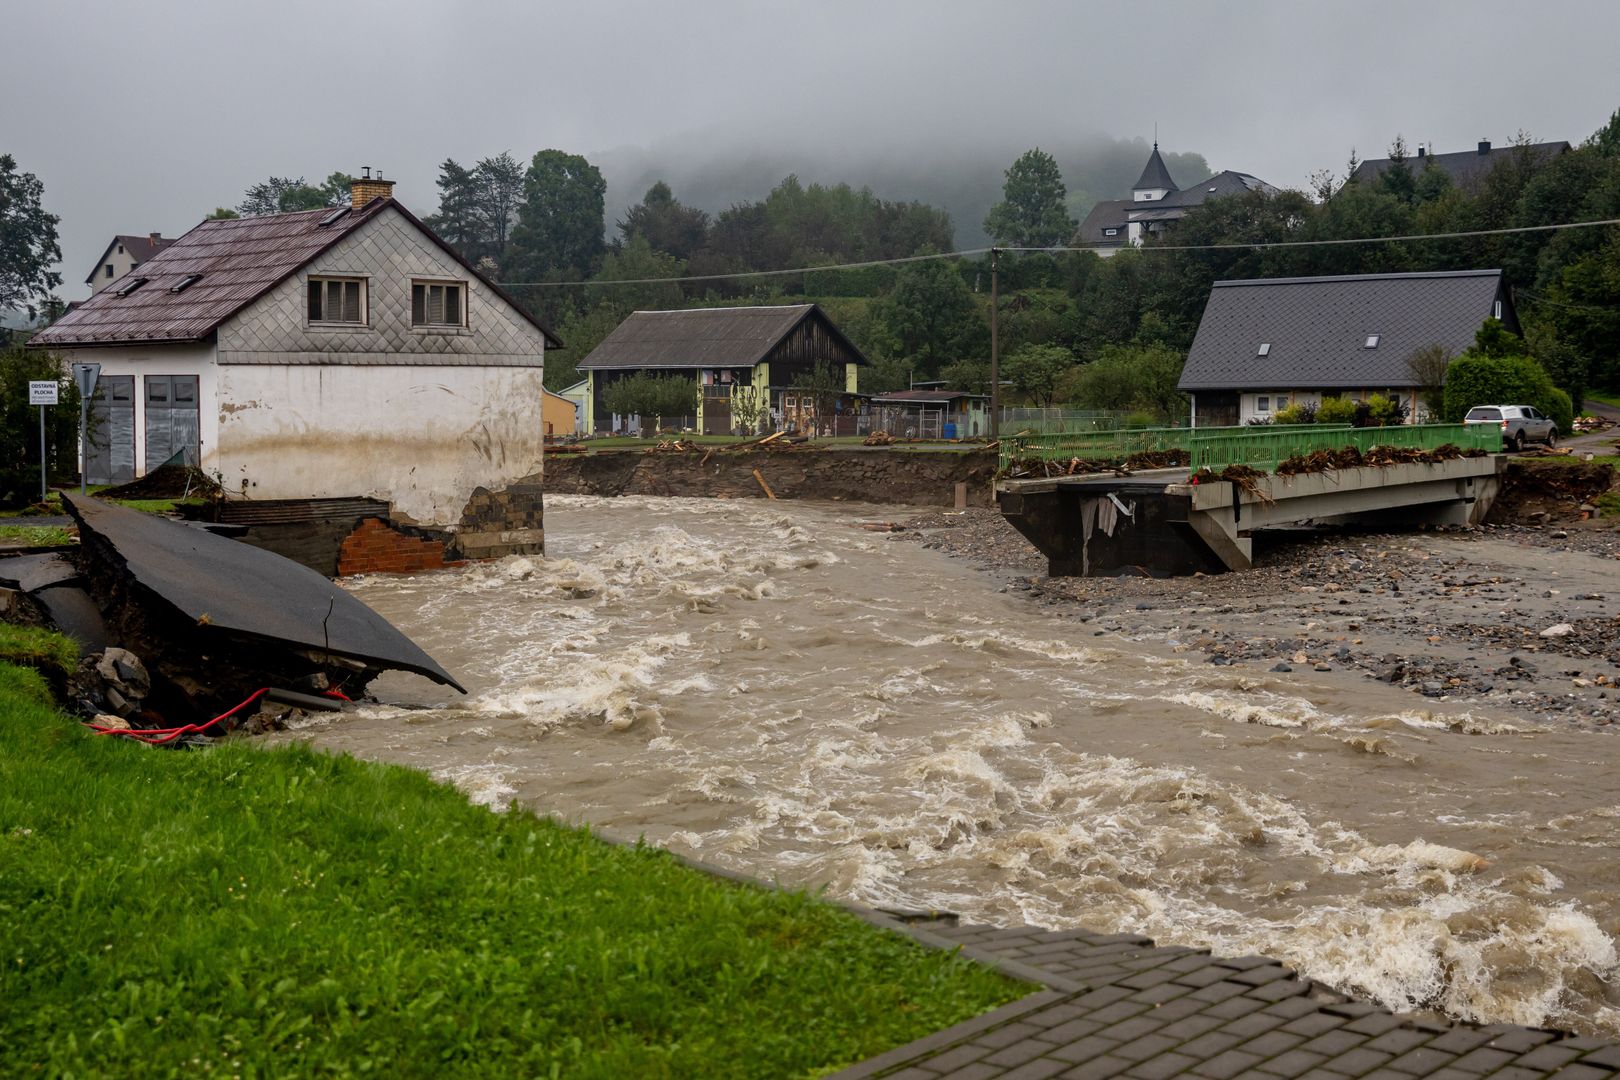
835,919,1620,1080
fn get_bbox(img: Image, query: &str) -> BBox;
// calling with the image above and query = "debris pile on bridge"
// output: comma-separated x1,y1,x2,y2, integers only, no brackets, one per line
1274,442,1486,476
999,448,1190,479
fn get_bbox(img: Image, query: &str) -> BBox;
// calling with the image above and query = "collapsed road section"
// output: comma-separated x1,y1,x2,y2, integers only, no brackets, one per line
5,494,465,739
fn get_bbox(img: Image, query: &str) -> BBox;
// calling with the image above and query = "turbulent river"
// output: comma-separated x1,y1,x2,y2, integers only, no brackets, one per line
276,495,1620,1035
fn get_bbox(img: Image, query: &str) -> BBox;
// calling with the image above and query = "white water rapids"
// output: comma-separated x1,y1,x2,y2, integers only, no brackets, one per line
273,495,1620,1034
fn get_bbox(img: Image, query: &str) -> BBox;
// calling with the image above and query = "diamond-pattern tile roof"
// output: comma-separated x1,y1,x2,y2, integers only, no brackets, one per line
32,200,559,351
1178,270,1511,391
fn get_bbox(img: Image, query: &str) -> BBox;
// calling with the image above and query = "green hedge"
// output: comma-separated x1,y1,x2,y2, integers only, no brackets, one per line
1442,353,1574,433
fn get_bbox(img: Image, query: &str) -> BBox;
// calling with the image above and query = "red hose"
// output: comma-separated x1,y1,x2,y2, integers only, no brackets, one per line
86,688,350,746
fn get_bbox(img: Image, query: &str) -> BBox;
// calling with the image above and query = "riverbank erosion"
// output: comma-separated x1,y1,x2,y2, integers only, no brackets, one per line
546,445,997,505
0,643,1018,1076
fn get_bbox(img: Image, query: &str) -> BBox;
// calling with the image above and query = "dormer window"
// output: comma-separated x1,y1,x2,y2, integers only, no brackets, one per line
307,276,367,325
1257,343,1271,357
1364,335,1380,349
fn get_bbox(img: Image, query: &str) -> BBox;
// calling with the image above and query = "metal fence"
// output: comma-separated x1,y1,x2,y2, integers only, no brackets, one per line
1188,422,1499,472
1001,422,1498,472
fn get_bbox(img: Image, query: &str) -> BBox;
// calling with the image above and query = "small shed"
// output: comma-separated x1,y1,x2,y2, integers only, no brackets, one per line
869,389,990,439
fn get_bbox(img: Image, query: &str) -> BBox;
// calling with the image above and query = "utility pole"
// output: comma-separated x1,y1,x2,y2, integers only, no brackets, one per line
989,247,1001,440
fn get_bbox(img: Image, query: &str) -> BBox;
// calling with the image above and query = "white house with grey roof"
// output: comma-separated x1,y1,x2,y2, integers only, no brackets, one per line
1076,143,1279,253
30,175,560,530
1177,269,1517,428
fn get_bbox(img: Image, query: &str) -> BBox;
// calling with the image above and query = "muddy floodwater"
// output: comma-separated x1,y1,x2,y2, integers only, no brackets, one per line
276,495,1620,1035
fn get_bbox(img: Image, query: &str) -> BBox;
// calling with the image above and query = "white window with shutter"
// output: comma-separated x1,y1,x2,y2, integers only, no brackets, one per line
307,276,367,325
411,280,467,328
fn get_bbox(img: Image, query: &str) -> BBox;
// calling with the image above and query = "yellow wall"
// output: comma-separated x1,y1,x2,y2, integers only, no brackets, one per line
543,390,576,437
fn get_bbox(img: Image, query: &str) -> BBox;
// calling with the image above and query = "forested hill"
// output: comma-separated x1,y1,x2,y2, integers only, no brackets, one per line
593,133,1213,251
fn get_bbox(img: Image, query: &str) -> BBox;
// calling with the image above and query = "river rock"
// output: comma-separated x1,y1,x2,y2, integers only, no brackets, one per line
1540,623,1575,639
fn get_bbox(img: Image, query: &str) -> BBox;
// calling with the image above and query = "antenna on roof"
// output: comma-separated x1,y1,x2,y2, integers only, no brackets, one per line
1153,121,1158,150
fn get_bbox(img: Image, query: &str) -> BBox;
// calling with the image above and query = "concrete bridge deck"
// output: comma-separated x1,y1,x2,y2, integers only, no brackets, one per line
997,457,1505,577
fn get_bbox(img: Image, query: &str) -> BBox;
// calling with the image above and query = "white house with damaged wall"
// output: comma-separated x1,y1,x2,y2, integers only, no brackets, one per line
30,174,560,561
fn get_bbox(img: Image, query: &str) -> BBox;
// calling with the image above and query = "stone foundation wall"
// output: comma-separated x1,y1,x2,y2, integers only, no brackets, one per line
453,479,545,560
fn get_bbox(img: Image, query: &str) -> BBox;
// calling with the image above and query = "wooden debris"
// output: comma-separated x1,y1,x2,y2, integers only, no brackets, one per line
753,468,777,499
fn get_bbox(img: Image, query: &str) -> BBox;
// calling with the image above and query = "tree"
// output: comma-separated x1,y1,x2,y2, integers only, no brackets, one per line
601,372,699,428
1441,320,1573,431
618,181,709,261
505,150,607,281
873,256,985,379
984,148,1076,248
729,382,767,435
1002,343,1073,404
1405,343,1453,419
428,158,483,258
1057,343,1187,421
206,207,240,220
0,346,80,508
791,361,845,437
473,153,523,262
0,154,63,319
1378,136,1416,204
237,174,349,216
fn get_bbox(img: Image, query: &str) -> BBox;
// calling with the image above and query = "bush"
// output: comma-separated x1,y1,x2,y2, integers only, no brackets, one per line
1273,402,1314,425
1365,393,1408,426
1316,396,1359,425
1442,353,1573,432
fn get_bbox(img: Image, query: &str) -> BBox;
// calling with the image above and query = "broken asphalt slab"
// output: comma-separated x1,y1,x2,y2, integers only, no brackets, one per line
62,493,463,694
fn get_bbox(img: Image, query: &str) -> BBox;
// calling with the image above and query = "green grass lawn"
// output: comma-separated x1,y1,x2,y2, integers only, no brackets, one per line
1583,391,1620,411
574,436,989,453
0,524,73,546
0,650,1020,1078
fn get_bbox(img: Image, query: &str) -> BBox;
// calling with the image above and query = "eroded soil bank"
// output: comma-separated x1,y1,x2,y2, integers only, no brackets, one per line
545,446,997,506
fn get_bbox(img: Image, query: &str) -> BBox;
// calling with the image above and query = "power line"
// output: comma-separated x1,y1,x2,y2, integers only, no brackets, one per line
497,217,1620,288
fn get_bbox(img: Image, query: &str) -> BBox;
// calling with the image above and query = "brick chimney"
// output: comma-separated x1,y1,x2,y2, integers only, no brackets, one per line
350,166,396,208
1477,139,1492,155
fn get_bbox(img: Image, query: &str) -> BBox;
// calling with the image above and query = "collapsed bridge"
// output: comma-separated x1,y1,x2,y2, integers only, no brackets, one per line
996,423,1504,576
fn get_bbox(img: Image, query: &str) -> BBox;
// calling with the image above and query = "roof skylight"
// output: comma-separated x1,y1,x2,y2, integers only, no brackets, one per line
170,274,203,293
318,207,351,227
1257,343,1271,356
113,276,148,297
1364,334,1381,348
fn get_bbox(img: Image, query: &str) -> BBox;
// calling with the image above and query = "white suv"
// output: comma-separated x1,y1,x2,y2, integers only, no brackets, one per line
1463,405,1558,451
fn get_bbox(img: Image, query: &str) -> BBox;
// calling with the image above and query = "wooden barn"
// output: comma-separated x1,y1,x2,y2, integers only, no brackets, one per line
575,304,870,435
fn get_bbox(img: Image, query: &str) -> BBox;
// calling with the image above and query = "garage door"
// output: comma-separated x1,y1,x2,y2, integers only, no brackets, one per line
85,375,136,485
144,375,200,472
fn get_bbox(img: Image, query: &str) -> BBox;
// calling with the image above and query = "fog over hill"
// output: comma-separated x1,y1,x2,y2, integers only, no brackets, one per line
594,131,1212,250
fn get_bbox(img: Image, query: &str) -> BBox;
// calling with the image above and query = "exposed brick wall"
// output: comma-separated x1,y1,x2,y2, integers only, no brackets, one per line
337,517,462,576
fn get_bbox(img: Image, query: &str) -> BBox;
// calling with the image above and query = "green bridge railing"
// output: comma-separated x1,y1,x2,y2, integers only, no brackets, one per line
1000,422,1499,473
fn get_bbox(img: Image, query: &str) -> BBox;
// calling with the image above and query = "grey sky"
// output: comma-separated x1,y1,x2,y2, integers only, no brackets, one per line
8,0,1617,298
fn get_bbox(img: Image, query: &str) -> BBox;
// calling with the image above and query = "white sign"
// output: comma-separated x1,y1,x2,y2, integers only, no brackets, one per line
28,381,59,406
